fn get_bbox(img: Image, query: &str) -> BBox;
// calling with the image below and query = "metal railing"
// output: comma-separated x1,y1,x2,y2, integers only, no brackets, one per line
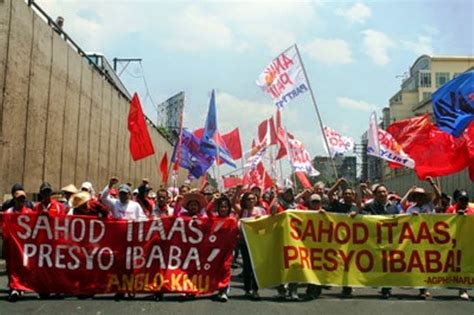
25,0,172,144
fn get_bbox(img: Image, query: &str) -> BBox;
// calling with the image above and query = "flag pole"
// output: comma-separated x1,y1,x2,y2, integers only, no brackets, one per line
283,126,297,190
216,142,222,192
294,44,338,180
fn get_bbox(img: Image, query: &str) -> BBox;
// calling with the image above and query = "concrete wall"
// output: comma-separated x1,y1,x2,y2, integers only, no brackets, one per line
0,0,185,197
383,169,472,197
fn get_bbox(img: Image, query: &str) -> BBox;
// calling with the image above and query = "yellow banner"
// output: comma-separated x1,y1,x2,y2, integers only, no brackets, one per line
241,211,474,289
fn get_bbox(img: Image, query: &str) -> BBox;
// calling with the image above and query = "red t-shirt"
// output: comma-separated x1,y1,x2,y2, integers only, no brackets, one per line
6,206,34,214
446,204,474,215
33,199,65,216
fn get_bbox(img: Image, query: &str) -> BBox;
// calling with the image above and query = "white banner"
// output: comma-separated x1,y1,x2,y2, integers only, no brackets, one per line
367,111,415,168
256,45,309,108
287,132,320,176
323,126,354,157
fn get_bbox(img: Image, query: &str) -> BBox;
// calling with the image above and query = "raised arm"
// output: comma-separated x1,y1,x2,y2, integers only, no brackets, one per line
328,178,347,204
426,176,442,205
101,177,119,210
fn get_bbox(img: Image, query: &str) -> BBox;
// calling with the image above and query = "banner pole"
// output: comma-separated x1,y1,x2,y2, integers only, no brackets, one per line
294,44,338,180
283,126,297,190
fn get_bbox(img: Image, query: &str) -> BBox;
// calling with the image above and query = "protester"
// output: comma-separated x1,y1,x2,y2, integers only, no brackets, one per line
357,183,399,299
152,188,173,217
136,183,154,216
313,181,330,209
33,182,65,216
320,178,358,298
67,191,109,218
100,177,147,220
435,193,451,213
80,182,96,199
270,186,303,301
5,190,33,302
445,190,474,215
214,195,236,302
179,192,207,217
444,190,473,300
237,190,265,300
60,184,79,211
1,183,35,212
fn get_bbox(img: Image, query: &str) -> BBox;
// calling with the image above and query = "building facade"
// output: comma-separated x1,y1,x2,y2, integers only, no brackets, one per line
313,156,357,185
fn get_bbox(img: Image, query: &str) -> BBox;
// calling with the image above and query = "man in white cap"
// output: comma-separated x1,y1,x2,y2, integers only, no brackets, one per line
100,177,147,220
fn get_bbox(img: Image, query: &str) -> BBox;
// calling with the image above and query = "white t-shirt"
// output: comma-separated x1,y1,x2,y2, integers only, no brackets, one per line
406,202,435,214
101,186,147,220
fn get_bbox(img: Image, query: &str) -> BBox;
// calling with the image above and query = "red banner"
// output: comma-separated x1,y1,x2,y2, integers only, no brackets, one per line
2,214,238,295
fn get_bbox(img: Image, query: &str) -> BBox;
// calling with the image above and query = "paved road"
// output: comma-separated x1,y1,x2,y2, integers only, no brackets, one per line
0,260,473,315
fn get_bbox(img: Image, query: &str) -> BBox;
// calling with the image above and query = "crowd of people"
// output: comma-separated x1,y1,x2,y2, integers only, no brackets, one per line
1,176,472,303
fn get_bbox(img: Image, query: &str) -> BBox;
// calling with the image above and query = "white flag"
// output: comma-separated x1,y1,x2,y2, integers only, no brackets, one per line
367,111,415,168
323,126,354,157
256,45,309,108
286,131,320,176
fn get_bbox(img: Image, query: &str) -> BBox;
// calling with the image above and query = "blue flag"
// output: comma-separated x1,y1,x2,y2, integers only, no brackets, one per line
432,70,474,137
200,90,236,168
179,129,215,178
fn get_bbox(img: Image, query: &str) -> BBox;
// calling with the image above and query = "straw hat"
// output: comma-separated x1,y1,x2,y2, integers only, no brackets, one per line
182,192,207,209
69,192,91,209
408,187,432,203
61,184,78,194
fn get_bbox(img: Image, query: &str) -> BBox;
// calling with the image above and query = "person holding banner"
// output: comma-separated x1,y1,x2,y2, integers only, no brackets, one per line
179,192,208,218
238,191,265,300
270,186,304,301
33,182,65,217
214,195,236,302
67,191,109,218
312,178,359,298
152,188,174,217
100,177,147,220
357,183,399,299
400,177,441,214
4,190,32,302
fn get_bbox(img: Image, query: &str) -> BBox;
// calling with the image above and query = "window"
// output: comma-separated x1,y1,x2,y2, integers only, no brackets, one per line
436,72,450,88
419,72,431,88
422,92,432,100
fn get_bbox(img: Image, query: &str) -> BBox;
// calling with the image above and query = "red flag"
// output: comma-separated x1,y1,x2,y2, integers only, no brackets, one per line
387,116,469,179
222,128,242,160
276,127,289,160
258,118,277,145
128,93,155,161
462,122,474,181
223,176,243,189
295,171,312,189
160,152,169,183
243,162,273,191
193,128,204,139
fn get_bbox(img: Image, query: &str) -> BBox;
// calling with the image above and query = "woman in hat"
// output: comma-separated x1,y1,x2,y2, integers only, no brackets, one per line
67,191,109,218
179,192,208,217
401,177,441,214
60,184,78,212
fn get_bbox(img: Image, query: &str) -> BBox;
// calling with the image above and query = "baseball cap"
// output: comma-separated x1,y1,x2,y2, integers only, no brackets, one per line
39,182,53,193
309,194,322,202
118,184,131,194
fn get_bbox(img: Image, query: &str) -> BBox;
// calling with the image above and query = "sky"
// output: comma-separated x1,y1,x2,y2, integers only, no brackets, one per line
37,0,474,177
